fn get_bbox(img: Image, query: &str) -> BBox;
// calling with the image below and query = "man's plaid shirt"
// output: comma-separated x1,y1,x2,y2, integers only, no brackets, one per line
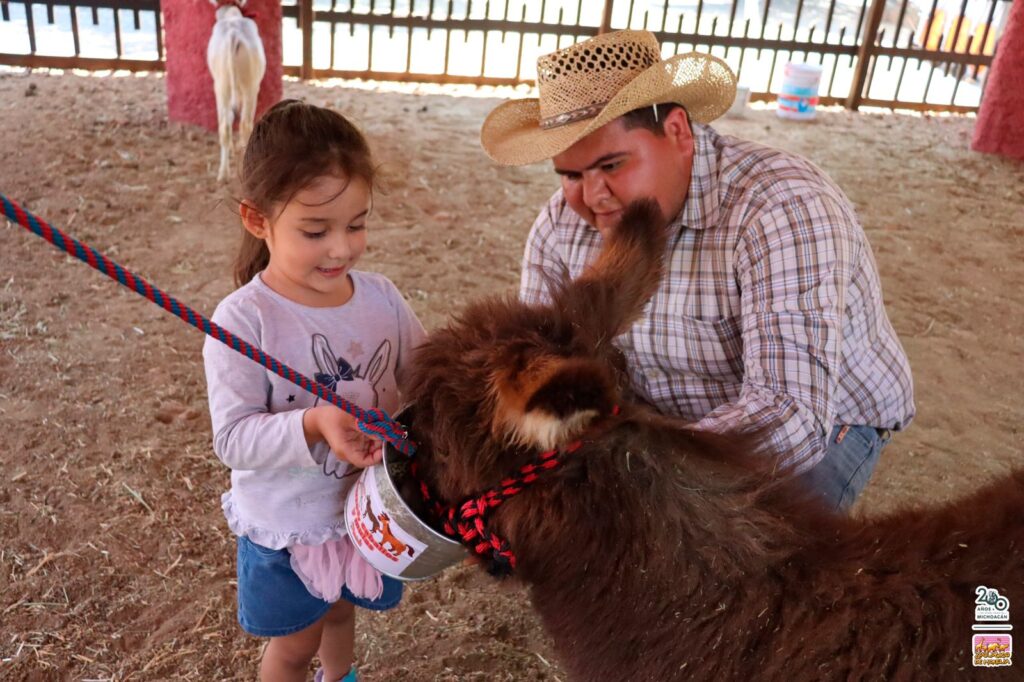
520,124,915,471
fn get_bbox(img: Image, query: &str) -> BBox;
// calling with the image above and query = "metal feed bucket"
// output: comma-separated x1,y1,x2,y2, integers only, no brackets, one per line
344,437,467,581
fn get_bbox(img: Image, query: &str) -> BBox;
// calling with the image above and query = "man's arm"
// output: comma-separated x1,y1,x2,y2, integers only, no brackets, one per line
694,193,861,472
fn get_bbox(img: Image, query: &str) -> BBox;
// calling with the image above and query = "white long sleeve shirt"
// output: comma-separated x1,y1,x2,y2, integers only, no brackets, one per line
203,271,426,548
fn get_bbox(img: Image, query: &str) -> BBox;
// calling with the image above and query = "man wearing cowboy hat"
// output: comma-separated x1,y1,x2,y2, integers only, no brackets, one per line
480,30,914,512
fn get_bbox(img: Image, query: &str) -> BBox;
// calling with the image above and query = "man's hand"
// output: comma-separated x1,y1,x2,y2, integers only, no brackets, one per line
303,406,383,468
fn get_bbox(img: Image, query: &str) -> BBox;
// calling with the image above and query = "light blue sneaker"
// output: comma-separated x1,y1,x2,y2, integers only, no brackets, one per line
313,666,357,682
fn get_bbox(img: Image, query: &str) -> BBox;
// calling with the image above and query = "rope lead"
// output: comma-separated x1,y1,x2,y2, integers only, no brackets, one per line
1,192,416,457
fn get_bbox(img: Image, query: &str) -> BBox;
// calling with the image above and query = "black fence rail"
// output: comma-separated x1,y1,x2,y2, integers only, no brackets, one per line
601,0,1008,112
0,0,163,71
278,0,608,86
0,0,1011,113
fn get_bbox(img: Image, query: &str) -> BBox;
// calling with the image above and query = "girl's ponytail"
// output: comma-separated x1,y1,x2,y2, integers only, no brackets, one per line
233,230,270,288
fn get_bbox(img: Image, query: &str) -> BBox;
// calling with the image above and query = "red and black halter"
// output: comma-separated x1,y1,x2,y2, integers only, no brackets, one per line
412,406,621,576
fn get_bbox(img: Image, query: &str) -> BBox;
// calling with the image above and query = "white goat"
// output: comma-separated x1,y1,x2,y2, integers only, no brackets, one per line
206,0,266,182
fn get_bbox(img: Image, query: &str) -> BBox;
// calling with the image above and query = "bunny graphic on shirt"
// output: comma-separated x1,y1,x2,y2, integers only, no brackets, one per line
310,333,392,478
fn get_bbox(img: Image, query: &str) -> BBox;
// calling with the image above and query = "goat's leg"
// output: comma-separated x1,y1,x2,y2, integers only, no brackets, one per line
236,49,265,163
216,103,233,182
210,74,233,183
238,88,259,156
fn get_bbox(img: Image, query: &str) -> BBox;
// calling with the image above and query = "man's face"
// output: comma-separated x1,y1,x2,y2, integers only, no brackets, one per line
552,108,695,237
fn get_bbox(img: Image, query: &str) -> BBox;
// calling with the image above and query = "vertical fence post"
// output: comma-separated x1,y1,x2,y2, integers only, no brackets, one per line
300,0,314,80
599,0,614,35
846,0,887,110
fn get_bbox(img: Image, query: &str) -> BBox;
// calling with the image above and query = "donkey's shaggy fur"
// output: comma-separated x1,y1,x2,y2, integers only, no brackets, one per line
402,201,1023,681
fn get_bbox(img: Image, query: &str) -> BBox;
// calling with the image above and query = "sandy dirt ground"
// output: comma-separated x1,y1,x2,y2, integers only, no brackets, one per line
1,69,1023,681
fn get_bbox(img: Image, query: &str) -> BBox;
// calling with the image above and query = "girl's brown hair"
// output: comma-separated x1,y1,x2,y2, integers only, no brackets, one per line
234,99,376,287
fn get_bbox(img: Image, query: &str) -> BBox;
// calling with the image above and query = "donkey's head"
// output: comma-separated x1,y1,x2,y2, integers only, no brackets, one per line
402,200,666,501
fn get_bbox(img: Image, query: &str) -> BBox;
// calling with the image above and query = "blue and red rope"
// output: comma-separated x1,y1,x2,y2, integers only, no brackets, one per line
1,192,416,456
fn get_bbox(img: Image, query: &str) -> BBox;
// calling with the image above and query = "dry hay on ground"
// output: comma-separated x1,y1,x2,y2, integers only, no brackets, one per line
1,69,1022,680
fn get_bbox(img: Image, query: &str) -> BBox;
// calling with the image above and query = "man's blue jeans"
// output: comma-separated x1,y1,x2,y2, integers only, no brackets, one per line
795,424,892,512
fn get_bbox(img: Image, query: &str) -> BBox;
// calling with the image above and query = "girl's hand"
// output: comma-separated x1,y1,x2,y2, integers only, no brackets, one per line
303,406,383,468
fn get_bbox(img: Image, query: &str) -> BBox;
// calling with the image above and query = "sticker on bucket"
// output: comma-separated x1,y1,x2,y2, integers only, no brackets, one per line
348,471,426,574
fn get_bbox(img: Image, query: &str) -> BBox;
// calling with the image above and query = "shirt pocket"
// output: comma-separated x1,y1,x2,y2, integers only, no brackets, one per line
634,314,744,383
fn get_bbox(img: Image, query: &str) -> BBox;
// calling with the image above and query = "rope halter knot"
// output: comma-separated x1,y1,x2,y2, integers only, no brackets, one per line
357,407,415,457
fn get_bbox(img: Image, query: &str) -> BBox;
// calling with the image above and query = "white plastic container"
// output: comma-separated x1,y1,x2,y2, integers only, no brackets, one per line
727,85,751,118
777,62,823,120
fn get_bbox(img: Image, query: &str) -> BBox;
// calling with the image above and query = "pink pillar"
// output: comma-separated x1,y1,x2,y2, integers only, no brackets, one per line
972,0,1024,161
162,0,283,132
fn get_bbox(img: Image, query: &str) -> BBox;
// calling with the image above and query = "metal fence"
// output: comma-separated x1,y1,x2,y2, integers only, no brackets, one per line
0,0,1011,112
0,0,163,71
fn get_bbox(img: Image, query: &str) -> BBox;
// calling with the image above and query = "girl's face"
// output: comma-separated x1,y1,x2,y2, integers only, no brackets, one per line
242,174,370,307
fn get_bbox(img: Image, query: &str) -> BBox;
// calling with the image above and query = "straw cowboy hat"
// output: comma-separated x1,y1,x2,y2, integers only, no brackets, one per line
480,30,737,166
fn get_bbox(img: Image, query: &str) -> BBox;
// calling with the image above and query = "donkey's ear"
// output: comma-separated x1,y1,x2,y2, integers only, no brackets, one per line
524,360,615,419
499,359,615,451
554,198,667,342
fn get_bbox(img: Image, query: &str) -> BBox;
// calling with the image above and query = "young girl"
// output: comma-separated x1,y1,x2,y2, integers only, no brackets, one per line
203,100,426,682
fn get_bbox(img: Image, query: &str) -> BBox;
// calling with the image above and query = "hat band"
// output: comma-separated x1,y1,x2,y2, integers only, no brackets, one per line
539,101,608,130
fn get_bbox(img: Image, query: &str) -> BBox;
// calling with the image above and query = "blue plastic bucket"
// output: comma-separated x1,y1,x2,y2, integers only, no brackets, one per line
777,62,823,120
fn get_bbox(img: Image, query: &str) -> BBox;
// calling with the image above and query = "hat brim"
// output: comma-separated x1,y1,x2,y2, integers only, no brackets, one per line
480,52,736,166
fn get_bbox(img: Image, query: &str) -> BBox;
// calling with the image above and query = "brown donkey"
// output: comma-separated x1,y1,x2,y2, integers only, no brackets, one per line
401,200,1023,681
